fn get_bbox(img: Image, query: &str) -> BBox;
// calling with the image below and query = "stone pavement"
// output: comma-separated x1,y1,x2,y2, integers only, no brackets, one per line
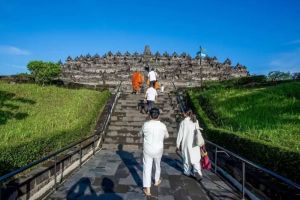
49,92,241,200
49,150,240,200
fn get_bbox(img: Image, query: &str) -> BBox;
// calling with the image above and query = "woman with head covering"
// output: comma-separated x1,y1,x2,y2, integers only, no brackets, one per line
176,109,204,181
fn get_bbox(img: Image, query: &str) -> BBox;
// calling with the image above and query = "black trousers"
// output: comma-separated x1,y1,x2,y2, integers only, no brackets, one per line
147,100,154,112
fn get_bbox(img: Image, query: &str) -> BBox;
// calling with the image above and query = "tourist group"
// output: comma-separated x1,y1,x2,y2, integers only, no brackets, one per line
131,68,210,196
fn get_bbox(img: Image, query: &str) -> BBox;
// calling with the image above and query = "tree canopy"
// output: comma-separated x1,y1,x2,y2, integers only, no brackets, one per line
27,61,61,85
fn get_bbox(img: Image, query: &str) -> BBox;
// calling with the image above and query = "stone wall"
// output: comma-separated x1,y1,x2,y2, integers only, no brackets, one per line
61,46,248,87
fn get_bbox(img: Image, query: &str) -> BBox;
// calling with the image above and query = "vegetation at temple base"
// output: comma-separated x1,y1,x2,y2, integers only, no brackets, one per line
0,82,110,174
188,80,300,182
27,61,61,85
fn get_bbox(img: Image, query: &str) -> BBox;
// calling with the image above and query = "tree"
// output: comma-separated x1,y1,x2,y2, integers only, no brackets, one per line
27,61,61,85
292,72,300,80
267,71,292,81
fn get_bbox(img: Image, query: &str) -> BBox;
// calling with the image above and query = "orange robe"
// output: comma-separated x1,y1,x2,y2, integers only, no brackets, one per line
132,72,144,92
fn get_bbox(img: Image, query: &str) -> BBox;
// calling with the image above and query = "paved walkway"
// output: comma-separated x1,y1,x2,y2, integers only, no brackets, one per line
49,149,240,200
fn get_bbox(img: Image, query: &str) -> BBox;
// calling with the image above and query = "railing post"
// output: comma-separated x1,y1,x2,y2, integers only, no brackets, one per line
0,182,3,199
93,134,96,155
214,146,218,174
79,142,82,168
242,161,246,200
54,155,57,190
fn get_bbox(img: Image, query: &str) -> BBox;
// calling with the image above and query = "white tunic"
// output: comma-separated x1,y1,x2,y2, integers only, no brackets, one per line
139,120,169,157
176,117,202,164
145,87,157,101
148,71,157,81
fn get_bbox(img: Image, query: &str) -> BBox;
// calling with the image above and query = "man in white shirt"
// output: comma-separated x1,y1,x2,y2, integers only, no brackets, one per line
148,68,158,87
139,108,169,196
145,83,157,112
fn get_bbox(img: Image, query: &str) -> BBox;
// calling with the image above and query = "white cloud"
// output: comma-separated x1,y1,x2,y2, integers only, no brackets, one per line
0,45,31,55
269,49,300,73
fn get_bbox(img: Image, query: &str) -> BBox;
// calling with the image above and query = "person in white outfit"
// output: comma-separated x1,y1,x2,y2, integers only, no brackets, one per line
144,83,157,112
148,68,158,86
139,108,169,196
176,109,204,181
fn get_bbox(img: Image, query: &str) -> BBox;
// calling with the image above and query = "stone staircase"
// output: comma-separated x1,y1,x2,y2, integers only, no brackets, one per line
102,90,180,152
49,88,241,200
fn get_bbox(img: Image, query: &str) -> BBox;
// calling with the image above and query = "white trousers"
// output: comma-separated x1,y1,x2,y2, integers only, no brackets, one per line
143,153,162,188
183,159,202,176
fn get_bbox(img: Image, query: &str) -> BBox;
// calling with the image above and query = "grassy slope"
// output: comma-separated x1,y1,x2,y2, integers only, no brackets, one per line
0,82,110,172
190,82,300,152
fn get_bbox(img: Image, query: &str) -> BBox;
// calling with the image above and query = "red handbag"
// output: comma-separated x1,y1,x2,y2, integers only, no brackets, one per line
200,145,212,170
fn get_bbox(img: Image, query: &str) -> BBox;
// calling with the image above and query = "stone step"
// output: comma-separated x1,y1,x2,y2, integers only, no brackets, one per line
110,116,178,123
115,103,174,108
119,93,174,98
111,112,177,118
109,121,178,129
107,126,177,133
101,143,177,153
111,111,177,117
103,136,176,144
117,99,175,104
118,97,172,102
105,131,178,138
105,129,177,136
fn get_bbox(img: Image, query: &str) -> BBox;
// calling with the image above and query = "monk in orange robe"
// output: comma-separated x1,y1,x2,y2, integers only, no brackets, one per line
132,71,144,94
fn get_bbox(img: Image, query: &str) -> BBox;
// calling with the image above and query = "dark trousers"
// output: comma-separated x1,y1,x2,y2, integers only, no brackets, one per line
147,100,154,112
150,80,156,87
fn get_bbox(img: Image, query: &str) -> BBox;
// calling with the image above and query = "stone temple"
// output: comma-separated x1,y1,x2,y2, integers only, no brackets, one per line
61,45,248,87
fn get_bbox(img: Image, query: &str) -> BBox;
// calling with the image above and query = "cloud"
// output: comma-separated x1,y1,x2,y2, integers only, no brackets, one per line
269,49,300,73
0,45,31,55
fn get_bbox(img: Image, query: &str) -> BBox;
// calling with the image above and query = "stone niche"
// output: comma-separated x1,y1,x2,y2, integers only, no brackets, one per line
61,46,248,87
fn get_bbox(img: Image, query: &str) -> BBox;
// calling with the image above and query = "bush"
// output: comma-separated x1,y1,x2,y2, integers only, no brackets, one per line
27,61,61,85
235,75,267,85
292,72,300,80
268,71,292,81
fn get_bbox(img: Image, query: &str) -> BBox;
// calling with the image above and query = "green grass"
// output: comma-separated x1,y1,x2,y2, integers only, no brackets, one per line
0,82,110,174
190,81,300,152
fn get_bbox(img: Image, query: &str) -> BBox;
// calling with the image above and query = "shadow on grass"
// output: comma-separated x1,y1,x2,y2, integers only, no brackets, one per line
0,90,36,125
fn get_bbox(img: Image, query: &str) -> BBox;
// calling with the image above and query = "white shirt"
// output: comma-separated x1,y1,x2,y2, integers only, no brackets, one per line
146,87,157,101
139,120,169,157
148,71,157,81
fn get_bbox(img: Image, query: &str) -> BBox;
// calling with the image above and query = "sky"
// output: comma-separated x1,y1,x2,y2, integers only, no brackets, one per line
0,0,300,75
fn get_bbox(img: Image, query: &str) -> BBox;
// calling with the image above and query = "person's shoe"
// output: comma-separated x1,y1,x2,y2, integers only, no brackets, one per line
154,179,161,186
143,188,151,196
194,172,203,182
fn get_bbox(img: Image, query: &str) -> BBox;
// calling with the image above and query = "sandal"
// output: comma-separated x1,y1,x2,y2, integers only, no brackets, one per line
143,188,151,196
154,179,161,186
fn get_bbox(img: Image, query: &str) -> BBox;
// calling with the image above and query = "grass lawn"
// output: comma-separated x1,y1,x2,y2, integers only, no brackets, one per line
0,82,110,174
189,81,300,152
